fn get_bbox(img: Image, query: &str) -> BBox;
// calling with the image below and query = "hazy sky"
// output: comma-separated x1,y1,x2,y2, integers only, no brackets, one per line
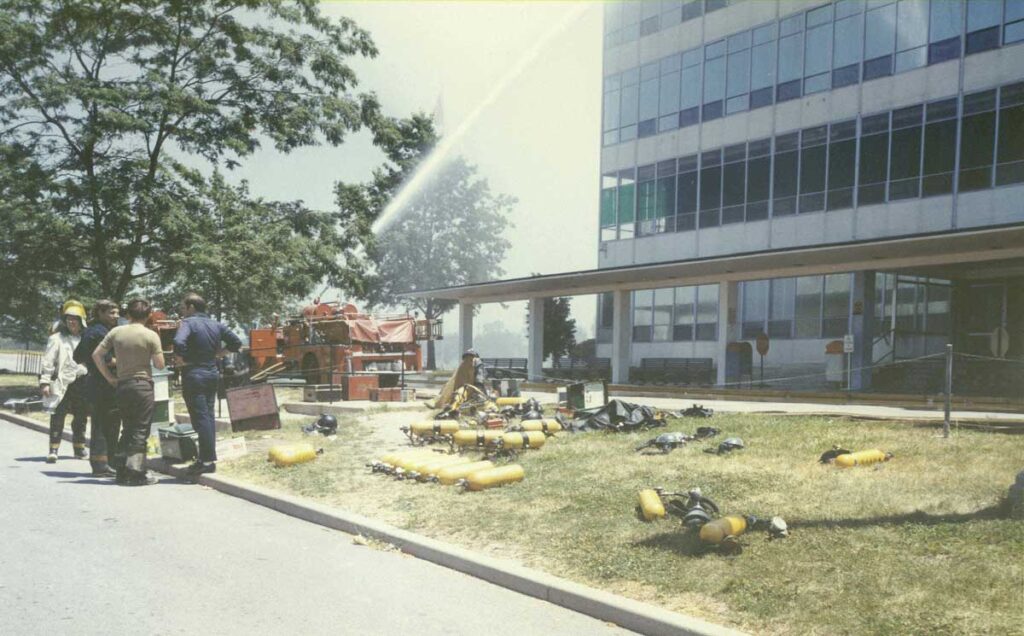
230,1,603,360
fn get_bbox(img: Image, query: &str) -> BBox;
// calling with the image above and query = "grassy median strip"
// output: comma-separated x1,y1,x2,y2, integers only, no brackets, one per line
220,409,1023,636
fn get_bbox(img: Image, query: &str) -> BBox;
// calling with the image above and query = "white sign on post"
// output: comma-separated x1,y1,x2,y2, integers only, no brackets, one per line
843,334,855,353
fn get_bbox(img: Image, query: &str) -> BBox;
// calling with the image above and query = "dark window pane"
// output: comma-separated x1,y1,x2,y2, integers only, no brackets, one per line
827,138,856,210
673,324,694,341
638,119,657,137
773,147,798,216
747,156,771,203
863,55,893,80
640,16,659,36
996,103,1024,185
928,37,961,64
959,111,996,191
859,132,890,184
679,106,700,127
832,64,860,88
675,212,697,232
750,86,774,109
702,101,723,121
966,26,1001,54
722,205,745,224
723,160,745,220
922,119,957,196
705,0,727,13
746,200,769,221
677,169,698,215
777,79,802,102
889,125,922,199
700,166,722,211
681,0,703,21
633,326,652,342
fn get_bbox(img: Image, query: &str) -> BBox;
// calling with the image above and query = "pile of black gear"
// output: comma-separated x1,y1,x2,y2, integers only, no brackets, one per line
568,399,667,433
303,413,338,436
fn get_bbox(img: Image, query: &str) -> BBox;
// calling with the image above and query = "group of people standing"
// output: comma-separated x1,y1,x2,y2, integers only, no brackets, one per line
40,293,240,486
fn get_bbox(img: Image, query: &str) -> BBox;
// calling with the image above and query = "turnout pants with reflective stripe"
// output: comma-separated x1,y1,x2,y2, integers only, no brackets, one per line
87,378,121,470
48,378,88,451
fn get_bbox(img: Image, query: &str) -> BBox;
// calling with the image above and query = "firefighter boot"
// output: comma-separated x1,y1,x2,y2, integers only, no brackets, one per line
46,444,59,463
73,443,88,460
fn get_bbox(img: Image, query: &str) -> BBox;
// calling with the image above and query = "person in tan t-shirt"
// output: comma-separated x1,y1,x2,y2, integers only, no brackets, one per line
93,299,165,486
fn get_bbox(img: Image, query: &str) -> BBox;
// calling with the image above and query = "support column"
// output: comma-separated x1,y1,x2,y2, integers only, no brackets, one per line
850,271,876,391
527,297,544,381
716,281,739,386
458,302,474,355
611,289,632,384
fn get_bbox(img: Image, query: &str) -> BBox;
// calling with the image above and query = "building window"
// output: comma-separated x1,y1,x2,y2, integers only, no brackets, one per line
746,138,772,221
632,289,653,342
799,125,827,213
804,4,834,95
777,15,803,102
895,0,928,73
656,160,677,233
1007,0,1024,44
676,154,698,232
889,105,923,200
619,68,639,143
674,286,695,341
618,169,636,239
599,292,614,331
703,40,726,121
636,164,657,236
638,62,659,138
699,149,723,228
865,3,897,80
600,173,618,241
769,278,795,338
795,276,822,338
750,23,777,109
922,98,958,196
833,5,864,89
827,120,857,211
741,279,769,338
695,284,718,341
653,288,674,341
679,48,702,128
959,89,997,191
996,82,1024,185
726,30,751,115
773,132,799,216
823,274,851,338
858,113,890,205
928,0,963,64
659,54,682,134
721,143,746,224
966,0,1002,54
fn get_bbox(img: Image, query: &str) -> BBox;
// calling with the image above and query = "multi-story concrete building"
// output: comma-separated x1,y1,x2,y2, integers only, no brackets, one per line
592,0,1024,394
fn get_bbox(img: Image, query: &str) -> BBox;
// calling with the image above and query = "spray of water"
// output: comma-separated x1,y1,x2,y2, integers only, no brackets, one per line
371,2,593,235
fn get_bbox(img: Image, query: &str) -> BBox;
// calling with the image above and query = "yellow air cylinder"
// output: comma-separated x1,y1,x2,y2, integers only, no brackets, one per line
519,419,563,433
699,515,748,545
409,420,461,436
834,449,890,468
392,451,445,472
463,464,525,491
453,430,505,447
404,454,464,475
379,449,435,466
638,489,666,521
496,396,526,406
435,460,495,486
500,431,546,449
268,443,318,467
416,455,473,480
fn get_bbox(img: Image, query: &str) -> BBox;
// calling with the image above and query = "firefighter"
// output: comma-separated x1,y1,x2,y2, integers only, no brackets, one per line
173,293,242,476
40,301,90,463
74,299,122,477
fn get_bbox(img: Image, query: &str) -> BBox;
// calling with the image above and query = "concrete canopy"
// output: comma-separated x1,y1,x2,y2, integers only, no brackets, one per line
399,224,1024,303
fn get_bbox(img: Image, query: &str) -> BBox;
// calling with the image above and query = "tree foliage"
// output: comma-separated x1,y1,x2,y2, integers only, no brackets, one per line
148,171,346,325
0,0,381,315
334,114,515,368
542,296,576,366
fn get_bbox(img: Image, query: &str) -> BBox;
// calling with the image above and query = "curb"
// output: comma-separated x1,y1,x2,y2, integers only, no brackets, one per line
2,410,743,636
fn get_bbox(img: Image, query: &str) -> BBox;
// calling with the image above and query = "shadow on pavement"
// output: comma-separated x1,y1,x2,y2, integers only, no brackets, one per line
41,470,95,479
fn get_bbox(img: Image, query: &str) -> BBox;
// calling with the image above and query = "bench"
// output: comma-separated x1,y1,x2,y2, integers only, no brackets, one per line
482,358,528,378
553,357,611,370
637,357,714,385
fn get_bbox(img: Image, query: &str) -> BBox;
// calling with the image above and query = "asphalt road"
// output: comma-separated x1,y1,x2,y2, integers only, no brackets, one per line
0,422,631,636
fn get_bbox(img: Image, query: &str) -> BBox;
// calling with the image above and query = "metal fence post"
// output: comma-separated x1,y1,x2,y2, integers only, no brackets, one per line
944,344,953,439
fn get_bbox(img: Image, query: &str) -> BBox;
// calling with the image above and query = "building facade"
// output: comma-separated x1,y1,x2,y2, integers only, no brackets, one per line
596,0,1024,393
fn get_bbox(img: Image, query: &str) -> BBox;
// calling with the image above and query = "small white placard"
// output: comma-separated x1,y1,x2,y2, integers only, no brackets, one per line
843,334,855,353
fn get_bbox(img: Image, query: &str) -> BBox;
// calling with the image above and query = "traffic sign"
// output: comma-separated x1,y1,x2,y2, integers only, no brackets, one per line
756,332,770,356
843,334,855,353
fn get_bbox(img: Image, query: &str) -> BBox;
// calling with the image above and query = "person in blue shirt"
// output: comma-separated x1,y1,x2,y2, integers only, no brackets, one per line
172,293,242,476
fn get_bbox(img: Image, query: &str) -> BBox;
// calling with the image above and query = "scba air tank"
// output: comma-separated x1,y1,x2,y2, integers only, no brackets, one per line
495,397,526,407
500,431,546,449
834,449,891,468
402,453,464,477
518,419,562,433
638,489,666,521
414,455,473,481
391,450,446,473
434,460,495,485
698,515,748,545
462,464,525,491
409,420,461,436
453,430,504,448
268,443,319,467
379,448,434,466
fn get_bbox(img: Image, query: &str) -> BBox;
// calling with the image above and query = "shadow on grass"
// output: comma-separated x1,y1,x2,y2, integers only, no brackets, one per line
634,529,713,557
788,504,1008,529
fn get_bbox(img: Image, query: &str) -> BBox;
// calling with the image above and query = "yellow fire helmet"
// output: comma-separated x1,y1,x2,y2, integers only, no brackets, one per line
62,299,88,327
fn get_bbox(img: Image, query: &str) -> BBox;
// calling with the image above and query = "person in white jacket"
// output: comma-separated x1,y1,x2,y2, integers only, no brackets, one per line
40,301,90,463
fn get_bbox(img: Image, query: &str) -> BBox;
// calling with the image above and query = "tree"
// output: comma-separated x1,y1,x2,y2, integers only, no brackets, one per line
0,0,381,308
147,170,347,326
526,296,577,367
335,115,515,369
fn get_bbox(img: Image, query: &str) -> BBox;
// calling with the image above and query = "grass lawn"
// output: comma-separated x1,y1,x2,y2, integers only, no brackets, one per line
220,409,1024,635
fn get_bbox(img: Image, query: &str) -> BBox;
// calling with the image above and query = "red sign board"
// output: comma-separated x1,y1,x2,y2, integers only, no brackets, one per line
756,332,770,356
